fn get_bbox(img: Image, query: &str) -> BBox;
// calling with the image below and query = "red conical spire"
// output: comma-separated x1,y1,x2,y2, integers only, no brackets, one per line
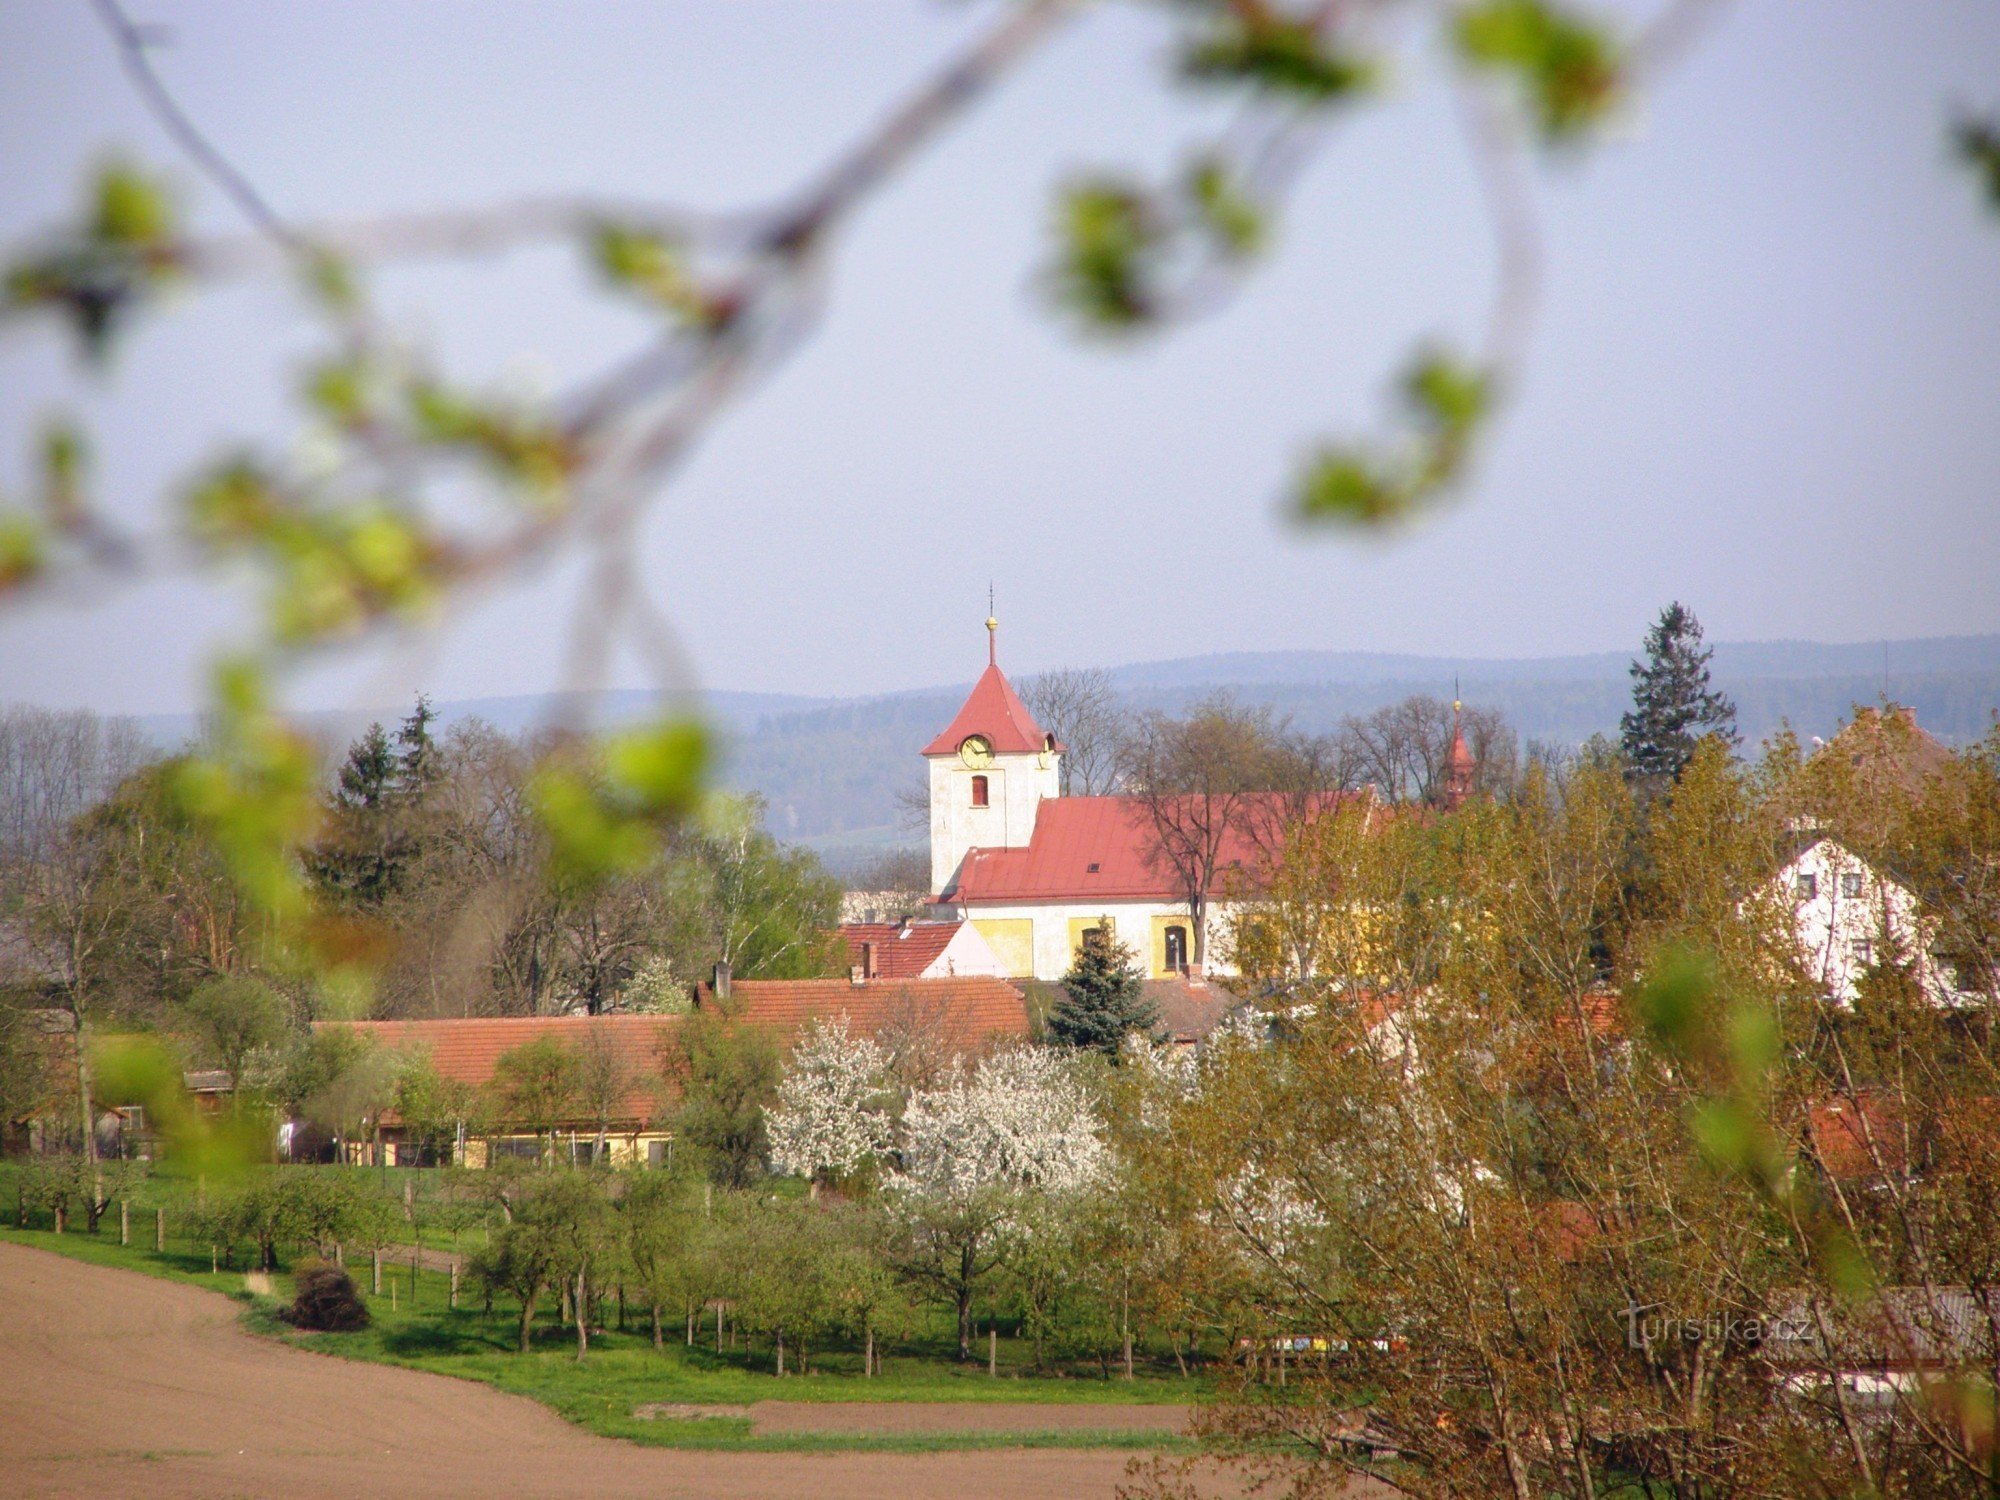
922,613,1060,757
1443,689,1475,811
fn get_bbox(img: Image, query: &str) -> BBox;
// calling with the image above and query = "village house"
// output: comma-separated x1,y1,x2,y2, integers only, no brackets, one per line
1769,833,1951,1005
315,971,1031,1167
836,916,1008,981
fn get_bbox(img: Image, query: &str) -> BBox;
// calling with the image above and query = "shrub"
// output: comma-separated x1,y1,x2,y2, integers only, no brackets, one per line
282,1258,370,1332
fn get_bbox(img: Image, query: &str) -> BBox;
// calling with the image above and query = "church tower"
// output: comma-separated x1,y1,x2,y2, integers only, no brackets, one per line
924,617,1062,895
1442,694,1476,811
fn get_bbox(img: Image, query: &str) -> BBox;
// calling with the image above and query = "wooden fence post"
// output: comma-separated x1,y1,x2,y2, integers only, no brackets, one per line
120,1200,129,1246
989,1326,998,1377
155,1206,164,1252
372,1248,382,1295
866,1325,875,1378
450,1259,459,1310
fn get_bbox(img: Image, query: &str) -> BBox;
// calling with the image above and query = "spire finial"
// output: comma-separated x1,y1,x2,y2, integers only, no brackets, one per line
986,584,998,665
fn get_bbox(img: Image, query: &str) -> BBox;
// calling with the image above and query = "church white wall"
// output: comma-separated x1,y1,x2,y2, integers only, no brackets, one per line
927,751,1060,894
963,899,1239,981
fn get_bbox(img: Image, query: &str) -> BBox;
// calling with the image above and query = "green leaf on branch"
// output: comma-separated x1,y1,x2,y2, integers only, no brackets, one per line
39,418,88,529
1296,451,1411,525
1188,160,1266,257
590,223,716,327
1295,347,1495,527
1050,180,1162,329
1456,0,1621,143
303,247,361,314
304,355,373,429
1,160,180,359
531,717,712,885
405,376,576,499
605,718,711,821
91,160,174,247
1951,111,2000,213
185,458,284,546
1183,16,1376,105
167,658,322,924
0,515,46,590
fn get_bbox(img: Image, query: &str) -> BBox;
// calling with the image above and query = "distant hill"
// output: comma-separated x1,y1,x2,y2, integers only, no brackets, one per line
724,635,2000,870
123,634,2000,876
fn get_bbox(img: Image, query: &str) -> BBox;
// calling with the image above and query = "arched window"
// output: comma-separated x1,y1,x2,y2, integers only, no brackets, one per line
1164,925,1189,973
971,774,989,808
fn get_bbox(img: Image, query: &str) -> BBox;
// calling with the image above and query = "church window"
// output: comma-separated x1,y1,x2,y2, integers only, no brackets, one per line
1164,925,1189,973
1795,873,1818,901
971,775,989,808
1840,872,1863,898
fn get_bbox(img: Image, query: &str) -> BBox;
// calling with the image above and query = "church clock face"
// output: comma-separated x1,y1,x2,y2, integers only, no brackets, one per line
959,735,993,769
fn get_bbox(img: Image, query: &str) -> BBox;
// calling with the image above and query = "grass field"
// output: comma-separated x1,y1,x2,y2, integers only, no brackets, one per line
0,1162,1208,1455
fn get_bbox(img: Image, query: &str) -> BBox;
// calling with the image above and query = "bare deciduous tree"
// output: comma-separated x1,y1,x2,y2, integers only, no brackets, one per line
1339,693,1515,805
1118,695,1291,970
1021,668,1125,796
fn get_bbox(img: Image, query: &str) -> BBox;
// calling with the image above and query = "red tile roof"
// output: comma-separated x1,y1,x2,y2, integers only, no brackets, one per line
1140,977,1238,1043
697,976,1030,1054
1809,1093,1909,1181
944,795,1274,904
922,662,1056,757
840,921,961,979
315,1016,682,1127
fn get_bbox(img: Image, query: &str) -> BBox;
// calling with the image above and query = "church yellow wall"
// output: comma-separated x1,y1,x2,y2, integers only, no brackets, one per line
1149,913,1194,978
971,918,1035,977
1066,916,1116,964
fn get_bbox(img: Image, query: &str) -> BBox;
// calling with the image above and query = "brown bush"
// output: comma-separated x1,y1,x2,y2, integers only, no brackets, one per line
281,1259,370,1333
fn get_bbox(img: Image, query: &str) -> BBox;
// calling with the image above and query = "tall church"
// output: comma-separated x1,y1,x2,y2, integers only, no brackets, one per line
923,618,1241,983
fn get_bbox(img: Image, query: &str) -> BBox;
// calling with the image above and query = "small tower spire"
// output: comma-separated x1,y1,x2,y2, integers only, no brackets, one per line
1443,680,1475,811
986,583,998,666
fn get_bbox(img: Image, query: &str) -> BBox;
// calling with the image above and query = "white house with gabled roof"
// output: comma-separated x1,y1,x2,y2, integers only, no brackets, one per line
1771,833,1952,1005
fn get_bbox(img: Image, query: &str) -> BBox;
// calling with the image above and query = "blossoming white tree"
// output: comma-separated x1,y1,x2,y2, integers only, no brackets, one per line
767,1016,892,1191
898,1046,1105,1198
890,1046,1105,1359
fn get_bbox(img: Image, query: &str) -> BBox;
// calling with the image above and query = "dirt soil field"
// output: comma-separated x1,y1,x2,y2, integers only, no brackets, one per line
0,1241,1214,1499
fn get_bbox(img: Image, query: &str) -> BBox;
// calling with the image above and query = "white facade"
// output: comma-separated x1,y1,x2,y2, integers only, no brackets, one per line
1772,837,1942,1005
927,747,1060,896
949,898,1236,983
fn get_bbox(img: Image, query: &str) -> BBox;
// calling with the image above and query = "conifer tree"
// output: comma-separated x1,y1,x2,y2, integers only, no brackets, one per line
334,722,395,811
311,697,438,907
1620,602,1737,786
393,695,441,799
1047,926,1157,1058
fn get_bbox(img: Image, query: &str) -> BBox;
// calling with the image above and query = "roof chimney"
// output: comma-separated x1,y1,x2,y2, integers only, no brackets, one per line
850,965,867,987
711,961,731,1001
860,941,876,980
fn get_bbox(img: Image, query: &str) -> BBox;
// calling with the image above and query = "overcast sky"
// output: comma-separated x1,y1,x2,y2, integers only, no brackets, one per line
1,1,1997,715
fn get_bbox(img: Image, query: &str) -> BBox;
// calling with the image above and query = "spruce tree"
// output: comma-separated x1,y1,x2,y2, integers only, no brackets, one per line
1047,926,1158,1058
333,722,395,810
393,694,441,799
1620,602,1737,785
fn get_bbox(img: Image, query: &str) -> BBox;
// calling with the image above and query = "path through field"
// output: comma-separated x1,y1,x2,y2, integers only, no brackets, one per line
0,1241,1217,1499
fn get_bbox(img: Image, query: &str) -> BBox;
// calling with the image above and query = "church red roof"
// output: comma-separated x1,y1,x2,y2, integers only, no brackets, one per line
942,795,1273,904
921,662,1057,757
